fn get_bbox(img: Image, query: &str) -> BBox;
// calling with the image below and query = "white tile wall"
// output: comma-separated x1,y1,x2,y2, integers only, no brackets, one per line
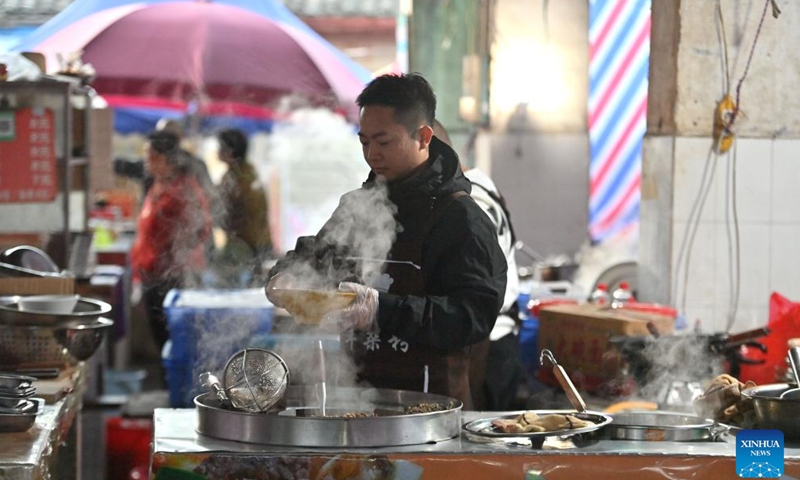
714,139,773,225
673,137,719,223
644,137,800,334
772,139,800,223
671,220,716,308
714,223,771,313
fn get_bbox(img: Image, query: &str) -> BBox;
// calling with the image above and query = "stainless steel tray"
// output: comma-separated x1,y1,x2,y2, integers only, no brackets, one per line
195,386,462,447
0,373,36,390
0,397,28,409
463,410,612,441
605,411,716,442
0,261,63,278
0,388,36,399
0,296,111,326
0,398,43,433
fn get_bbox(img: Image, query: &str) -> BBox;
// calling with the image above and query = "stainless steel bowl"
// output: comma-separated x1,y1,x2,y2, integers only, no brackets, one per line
0,398,43,433
0,374,35,390
742,383,800,439
0,296,112,327
0,317,114,365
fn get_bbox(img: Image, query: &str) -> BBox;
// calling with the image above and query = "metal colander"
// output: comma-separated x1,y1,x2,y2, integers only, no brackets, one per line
0,325,72,365
222,348,289,413
0,319,113,366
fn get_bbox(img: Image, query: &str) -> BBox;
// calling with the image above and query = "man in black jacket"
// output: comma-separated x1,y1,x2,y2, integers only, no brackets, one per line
266,73,507,408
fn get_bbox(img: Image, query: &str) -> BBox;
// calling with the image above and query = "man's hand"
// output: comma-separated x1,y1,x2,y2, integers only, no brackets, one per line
321,282,379,332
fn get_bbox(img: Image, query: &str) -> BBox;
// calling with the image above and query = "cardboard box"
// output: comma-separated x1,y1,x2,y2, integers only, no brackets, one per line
538,303,675,391
0,276,75,296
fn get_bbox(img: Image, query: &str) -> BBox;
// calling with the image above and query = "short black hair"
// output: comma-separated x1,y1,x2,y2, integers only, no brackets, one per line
355,73,436,136
147,130,188,171
147,130,180,156
218,128,248,163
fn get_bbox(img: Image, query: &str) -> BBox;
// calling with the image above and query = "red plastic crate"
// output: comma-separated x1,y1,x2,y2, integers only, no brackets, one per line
105,417,152,480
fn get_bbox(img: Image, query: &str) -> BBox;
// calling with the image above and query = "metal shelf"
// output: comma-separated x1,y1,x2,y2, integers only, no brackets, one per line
0,80,93,267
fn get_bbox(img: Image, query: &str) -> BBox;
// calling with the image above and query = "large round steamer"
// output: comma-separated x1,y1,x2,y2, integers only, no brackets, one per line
195,386,462,447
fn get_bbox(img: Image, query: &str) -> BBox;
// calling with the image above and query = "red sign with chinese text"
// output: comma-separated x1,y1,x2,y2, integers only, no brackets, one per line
0,107,57,203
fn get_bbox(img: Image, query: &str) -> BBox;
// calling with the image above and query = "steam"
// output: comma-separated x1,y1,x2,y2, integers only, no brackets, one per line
319,180,399,289
636,335,724,403
165,107,402,401
151,168,211,288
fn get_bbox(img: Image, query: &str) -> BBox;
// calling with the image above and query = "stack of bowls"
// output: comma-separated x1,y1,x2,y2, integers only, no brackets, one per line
0,374,43,432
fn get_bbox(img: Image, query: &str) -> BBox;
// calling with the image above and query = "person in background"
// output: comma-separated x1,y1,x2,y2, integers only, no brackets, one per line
215,128,271,283
153,119,214,198
433,120,521,410
131,130,212,356
266,73,507,408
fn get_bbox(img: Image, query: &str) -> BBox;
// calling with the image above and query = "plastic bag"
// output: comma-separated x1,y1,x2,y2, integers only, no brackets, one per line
739,292,800,385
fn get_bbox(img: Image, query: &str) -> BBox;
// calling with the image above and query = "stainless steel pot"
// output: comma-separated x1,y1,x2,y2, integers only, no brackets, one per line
741,383,800,440
195,386,462,447
605,411,717,442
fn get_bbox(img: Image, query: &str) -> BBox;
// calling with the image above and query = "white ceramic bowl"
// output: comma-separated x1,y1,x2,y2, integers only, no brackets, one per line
17,295,80,314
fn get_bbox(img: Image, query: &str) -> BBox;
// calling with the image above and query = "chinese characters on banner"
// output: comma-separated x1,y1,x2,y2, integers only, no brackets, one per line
0,107,57,203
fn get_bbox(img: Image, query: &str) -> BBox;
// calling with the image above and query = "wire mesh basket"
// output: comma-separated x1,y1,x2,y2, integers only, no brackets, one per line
0,318,113,366
223,348,290,413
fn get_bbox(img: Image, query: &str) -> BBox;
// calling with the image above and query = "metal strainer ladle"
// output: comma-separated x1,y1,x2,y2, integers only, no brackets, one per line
222,348,290,413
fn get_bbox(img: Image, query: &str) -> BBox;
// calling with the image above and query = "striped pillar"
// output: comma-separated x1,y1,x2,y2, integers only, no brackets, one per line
588,0,651,242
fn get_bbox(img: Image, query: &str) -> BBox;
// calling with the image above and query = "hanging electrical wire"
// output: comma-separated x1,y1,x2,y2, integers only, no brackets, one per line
676,0,779,331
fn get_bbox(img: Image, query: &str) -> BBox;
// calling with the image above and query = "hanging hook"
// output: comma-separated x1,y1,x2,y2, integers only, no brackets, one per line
540,349,557,368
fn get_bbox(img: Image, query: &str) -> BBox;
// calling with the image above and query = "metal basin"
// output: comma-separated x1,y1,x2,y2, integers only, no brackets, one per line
742,383,800,439
0,296,112,327
195,386,462,447
0,317,114,365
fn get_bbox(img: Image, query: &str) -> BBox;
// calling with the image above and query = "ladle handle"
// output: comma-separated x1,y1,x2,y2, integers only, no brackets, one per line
540,349,587,413
553,363,587,413
789,347,800,385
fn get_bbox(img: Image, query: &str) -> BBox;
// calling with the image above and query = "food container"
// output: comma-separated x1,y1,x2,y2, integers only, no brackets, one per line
0,386,36,399
741,383,800,439
267,288,355,324
463,409,612,448
0,374,36,390
0,397,29,410
604,411,717,442
0,399,37,414
17,294,80,314
195,386,462,447
0,398,43,433
0,295,111,327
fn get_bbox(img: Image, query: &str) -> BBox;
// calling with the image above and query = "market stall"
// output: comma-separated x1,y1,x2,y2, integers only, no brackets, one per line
151,408,799,480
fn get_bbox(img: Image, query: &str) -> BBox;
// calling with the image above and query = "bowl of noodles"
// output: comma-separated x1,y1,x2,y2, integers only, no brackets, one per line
267,288,356,325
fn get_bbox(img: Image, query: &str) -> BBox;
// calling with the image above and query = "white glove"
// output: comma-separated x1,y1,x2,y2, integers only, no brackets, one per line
321,282,379,332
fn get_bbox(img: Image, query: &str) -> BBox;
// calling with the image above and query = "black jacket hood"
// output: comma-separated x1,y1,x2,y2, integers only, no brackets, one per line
363,136,471,201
